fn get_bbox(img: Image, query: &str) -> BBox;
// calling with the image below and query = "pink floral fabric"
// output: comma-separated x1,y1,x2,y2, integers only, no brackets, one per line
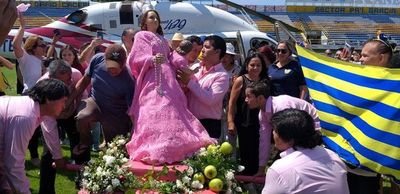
126,31,215,165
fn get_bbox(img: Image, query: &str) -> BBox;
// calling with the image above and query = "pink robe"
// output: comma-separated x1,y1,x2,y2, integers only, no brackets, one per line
126,31,215,165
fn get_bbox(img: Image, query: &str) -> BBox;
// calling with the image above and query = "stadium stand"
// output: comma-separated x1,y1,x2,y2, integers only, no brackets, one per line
13,0,400,50
13,0,89,28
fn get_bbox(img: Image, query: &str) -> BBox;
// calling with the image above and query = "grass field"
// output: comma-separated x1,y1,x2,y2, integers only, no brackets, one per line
1,66,396,193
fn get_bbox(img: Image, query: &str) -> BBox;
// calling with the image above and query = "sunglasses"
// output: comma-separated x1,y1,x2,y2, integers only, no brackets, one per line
37,44,47,48
277,49,288,54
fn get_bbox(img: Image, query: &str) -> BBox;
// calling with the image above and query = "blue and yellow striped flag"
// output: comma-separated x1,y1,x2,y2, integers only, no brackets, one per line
296,45,400,180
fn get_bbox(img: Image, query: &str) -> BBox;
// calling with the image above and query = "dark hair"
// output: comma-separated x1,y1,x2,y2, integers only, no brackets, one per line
258,40,269,48
204,35,226,59
364,39,393,59
185,35,202,45
389,53,400,68
48,60,72,78
140,10,163,35
258,45,276,64
60,45,80,67
246,82,270,98
271,109,322,149
278,40,293,55
43,57,56,68
121,27,137,42
104,44,127,67
176,40,193,56
239,52,268,80
26,79,69,104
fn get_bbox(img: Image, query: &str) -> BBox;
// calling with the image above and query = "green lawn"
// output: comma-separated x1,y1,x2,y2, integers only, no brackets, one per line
25,144,80,194
2,66,396,194
2,67,17,96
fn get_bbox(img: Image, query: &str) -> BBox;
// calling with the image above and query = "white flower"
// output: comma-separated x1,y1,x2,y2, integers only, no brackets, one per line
191,180,203,189
106,149,114,155
182,176,191,184
117,139,126,146
187,166,194,176
176,180,184,189
225,171,235,181
103,155,116,166
235,186,242,192
226,189,233,194
109,142,116,148
96,166,103,172
106,185,113,192
237,165,245,172
96,170,102,177
116,168,123,175
112,178,121,187
199,147,206,153
81,179,88,188
92,184,100,192
121,158,128,163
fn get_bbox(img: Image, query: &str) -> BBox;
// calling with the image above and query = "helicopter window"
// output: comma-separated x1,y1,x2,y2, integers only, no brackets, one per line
110,20,117,29
66,10,87,24
110,3,117,9
89,24,103,31
250,38,276,52
120,4,134,24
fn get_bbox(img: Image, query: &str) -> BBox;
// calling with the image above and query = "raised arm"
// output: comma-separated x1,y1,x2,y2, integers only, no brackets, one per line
227,76,243,135
12,13,26,58
78,38,102,64
46,34,61,58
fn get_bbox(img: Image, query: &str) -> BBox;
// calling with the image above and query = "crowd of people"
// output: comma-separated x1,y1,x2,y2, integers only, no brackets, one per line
0,4,399,194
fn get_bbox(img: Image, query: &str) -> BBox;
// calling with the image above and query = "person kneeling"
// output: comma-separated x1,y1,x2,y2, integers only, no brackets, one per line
262,109,349,194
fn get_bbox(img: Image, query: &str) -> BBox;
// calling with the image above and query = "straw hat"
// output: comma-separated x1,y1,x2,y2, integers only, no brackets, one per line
172,32,184,41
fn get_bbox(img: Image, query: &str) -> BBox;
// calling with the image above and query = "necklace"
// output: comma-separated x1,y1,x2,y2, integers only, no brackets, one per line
154,60,163,96
151,34,168,97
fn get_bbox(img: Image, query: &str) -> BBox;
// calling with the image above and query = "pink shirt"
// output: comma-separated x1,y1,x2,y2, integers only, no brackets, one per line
39,67,87,98
186,63,229,120
262,146,349,194
0,96,61,193
259,95,320,166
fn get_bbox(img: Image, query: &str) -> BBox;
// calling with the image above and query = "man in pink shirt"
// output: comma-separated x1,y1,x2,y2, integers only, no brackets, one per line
177,35,229,138
0,79,69,194
261,109,349,194
37,60,85,194
245,82,320,176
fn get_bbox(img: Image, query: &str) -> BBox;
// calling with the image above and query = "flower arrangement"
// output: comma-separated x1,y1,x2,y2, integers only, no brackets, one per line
174,142,244,193
79,136,244,193
80,135,140,193
79,135,177,193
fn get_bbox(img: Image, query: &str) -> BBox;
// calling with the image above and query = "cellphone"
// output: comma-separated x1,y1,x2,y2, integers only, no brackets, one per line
96,31,103,39
53,29,60,36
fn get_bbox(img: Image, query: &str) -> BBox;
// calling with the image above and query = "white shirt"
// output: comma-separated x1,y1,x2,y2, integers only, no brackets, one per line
17,50,43,93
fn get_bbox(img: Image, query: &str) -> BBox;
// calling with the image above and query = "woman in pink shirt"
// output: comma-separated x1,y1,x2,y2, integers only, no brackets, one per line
262,109,349,194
